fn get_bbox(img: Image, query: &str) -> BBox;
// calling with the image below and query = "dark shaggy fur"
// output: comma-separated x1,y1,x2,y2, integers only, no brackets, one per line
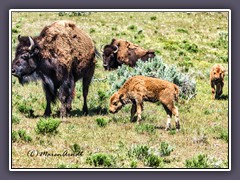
12,20,96,117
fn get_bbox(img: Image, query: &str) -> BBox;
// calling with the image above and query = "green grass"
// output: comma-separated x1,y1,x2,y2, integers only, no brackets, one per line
11,11,229,169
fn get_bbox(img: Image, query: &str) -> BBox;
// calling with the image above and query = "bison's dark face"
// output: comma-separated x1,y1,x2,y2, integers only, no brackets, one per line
12,35,39,85
102,45,120,70
140,50,156,61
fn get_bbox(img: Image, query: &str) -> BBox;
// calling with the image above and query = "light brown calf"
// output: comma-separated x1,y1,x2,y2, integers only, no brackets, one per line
210,64,225,99
109,75,180,131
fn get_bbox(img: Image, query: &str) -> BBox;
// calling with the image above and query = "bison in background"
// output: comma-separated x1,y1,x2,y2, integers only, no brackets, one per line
12,20,96,117
102,38,155,70
109,75,180,131
210,64,225,99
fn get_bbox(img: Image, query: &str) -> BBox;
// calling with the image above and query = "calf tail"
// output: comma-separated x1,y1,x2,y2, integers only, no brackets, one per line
174,84,179,103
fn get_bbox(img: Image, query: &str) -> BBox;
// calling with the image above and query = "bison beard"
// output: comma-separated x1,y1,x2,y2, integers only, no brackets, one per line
12,20,96,117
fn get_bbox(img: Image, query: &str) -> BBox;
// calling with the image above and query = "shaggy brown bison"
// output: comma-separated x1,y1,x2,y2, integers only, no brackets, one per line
109,75,180,131
12,20,96,117
210,64,225,99
102,38,155,70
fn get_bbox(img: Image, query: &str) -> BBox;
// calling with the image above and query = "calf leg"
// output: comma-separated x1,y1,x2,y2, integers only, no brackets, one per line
172,106,180,131
130,103,137,122
211,81,216,99
136,102,143,124
163,104,172,130
216,82,224,99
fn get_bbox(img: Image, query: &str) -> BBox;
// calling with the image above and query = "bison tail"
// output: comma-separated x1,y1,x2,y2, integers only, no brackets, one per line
174,84,179,103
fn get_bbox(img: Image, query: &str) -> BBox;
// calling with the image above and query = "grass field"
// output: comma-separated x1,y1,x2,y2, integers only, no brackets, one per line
11,11,229,169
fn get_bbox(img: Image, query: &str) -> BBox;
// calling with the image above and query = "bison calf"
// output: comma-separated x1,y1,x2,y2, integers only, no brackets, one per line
109,75,180,131
210,64,225,99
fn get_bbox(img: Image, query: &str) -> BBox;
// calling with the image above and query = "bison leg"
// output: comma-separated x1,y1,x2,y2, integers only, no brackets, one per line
172,106,180,131
58,76,74,117
162,104,172,131
130,103,137,122
82,69,94,115
211,81,216,99
136,102,143,124
42,76,57,117
216,82,224,99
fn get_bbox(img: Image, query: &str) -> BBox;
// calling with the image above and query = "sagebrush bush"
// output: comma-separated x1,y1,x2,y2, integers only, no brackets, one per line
86,153,115,167
107,56,196,99
35,118,61,135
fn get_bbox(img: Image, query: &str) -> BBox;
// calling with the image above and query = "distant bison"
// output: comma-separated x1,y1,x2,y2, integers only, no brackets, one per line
102,38,155,70
109,75,180,131
210,64,225,99
12,20,96,117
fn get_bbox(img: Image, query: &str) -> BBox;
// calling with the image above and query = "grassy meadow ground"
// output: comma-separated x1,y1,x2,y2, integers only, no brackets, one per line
11,11,229,169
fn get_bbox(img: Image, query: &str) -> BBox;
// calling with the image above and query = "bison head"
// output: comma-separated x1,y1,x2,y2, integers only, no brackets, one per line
102,44,120,70
109,92,128,114
211,64,225,83
12,35,40,85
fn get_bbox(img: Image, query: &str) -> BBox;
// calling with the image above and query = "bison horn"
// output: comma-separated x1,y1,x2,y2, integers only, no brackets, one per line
100,45,105,52
113,45,119,53
28,36,35,50
18,35,21,41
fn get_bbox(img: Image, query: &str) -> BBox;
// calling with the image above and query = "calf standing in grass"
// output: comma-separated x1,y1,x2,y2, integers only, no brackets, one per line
109,75,180,131
210,64,225,99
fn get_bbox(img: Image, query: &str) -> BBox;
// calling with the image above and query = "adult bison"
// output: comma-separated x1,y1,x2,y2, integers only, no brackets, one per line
102,38,155,70
12,20,96,117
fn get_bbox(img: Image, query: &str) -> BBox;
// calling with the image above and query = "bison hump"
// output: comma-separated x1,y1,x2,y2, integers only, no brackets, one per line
37,20,94,71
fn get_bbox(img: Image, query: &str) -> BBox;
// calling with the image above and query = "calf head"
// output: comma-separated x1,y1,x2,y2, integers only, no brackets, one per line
109,92,127,113
12,35,40,85
211,65,225,82
102,44,120,70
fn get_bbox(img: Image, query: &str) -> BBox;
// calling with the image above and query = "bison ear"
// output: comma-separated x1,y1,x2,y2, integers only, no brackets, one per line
111,38,116,44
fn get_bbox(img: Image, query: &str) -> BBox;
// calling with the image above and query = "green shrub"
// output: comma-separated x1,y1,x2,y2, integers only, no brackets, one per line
86,153,115,167
35,118,61,135
177,28,189,34
18,102,34,118
12,131,19,143
219,129,228,143
96,118,109,127
18,129,26,138
70,143,84,155
130,160,138,168
12,114,20,124
12,129,32,143
128,145,149,160
135,124,156,134
145,154,163,167
159,142,173,156
128,25,137,31
185,154,211,168
107,56,196,99
150,16,157,20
